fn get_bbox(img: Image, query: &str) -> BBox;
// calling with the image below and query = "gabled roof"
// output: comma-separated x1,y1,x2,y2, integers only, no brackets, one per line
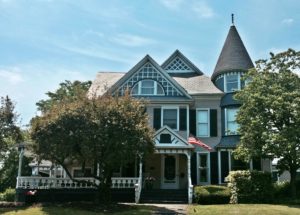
108,55,192,99
154,125,194,149
161,50,203,77
212,25,254,81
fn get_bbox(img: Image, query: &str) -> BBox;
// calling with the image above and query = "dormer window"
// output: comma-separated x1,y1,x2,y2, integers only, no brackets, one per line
131,80,165,96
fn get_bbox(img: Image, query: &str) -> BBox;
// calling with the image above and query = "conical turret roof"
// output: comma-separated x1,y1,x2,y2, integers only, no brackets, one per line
212,25,254,81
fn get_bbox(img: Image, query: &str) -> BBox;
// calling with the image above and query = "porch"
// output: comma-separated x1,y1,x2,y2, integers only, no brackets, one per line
15,125,196,203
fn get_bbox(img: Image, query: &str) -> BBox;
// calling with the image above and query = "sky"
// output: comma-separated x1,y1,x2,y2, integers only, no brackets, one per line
0,0,300,127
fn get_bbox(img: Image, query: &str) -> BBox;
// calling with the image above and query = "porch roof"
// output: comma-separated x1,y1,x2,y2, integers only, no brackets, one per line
154,126,194,150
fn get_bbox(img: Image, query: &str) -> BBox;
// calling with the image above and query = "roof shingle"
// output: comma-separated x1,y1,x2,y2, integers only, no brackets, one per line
212,25,254,81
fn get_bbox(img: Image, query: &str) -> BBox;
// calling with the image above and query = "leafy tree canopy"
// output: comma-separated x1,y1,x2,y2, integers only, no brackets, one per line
31,83,154,201
36,80,92,113
234,48,300,197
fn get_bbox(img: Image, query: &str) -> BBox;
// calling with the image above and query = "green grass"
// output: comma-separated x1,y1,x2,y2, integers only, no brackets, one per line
189,204,300,215
0,203,155,215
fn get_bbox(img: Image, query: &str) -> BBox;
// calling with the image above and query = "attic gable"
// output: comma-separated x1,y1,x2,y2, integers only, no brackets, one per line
109,55,192,99
161,50,203,76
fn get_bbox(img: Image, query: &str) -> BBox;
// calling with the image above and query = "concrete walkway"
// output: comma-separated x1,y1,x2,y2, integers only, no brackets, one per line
125,203,188,215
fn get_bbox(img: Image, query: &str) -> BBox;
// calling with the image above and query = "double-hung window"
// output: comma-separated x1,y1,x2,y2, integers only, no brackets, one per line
140,80,154,95
197,109,209,137
226,108,239,135
162,108,178,130
132,80,164,95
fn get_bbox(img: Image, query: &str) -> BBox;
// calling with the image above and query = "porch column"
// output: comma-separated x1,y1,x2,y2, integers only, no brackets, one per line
17,144,25,177
135,155,143,203
228,150,232,172
187,151,193,204
139,157,143,181
218,150,221,184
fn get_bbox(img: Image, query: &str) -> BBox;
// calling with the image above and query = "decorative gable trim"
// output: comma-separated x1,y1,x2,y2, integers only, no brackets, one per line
108,55,192,99
154,125,194,149
161,50,203,75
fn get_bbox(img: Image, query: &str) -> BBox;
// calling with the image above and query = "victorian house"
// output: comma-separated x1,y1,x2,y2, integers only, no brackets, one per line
16,21,271,204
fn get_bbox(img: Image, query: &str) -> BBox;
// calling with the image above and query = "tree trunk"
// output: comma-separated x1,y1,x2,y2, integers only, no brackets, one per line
289,166,297,199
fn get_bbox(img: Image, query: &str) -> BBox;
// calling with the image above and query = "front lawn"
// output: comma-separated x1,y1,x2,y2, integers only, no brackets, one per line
0,203,155,215
189,204,300,215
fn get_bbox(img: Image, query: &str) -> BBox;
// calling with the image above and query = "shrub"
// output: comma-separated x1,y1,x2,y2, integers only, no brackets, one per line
226,170,273,204
273,180,300,199
0,188,16,202
194,185,230,204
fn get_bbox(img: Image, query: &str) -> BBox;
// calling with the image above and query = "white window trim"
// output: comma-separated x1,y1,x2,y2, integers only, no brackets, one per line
161,106,179,131
224,73,241,93
196,152,211,185
224,108,239,136
196,108,210,137
131,79,165,96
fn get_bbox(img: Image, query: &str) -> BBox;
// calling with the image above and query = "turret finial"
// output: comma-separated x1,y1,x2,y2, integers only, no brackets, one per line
231,13,234,25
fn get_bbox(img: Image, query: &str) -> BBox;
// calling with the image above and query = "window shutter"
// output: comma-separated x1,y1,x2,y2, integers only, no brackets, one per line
210,152,219,184
210,109,218,137
179,108,187,131
153,108,161,130
191,153,197,185
189,109,196,136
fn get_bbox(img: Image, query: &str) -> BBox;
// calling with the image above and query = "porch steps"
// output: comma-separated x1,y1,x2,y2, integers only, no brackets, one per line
140,189,188,203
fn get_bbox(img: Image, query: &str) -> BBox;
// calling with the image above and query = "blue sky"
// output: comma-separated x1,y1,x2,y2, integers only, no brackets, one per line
0,0,299,126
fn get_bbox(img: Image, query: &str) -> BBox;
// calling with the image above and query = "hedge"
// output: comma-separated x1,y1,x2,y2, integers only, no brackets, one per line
226,170,273,204
0,188,15,202
194,185,231,204
273,181,300,199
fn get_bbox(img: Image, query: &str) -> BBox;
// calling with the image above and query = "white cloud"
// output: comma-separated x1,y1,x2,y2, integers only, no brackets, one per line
159,0,183,10
192,1,215,18
281,18,294,25
110,34,156,47
0,68,24,85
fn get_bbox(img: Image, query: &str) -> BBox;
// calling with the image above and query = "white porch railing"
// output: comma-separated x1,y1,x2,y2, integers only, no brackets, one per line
16,176,138,189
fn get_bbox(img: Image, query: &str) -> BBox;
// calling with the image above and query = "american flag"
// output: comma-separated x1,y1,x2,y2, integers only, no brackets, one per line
188,135,212,151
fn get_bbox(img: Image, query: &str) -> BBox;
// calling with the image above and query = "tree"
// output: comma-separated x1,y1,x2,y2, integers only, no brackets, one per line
36,80,92,113
0,96,22,155
0,148,32,192
234,49,300,197
30,88,154,202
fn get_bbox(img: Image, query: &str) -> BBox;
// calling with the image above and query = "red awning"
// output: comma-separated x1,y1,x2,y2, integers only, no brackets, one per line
188,136,212,151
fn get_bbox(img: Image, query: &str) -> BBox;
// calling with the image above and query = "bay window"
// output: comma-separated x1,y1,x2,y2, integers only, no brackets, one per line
225,108,239,135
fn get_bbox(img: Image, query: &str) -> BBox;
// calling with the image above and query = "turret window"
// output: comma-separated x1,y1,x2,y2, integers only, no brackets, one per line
224,73,241,92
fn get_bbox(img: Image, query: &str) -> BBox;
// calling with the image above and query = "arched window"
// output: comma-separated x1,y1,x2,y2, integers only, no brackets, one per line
131,80,165,96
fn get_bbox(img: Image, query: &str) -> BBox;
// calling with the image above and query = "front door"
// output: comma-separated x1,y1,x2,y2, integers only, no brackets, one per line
161,154,179,189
